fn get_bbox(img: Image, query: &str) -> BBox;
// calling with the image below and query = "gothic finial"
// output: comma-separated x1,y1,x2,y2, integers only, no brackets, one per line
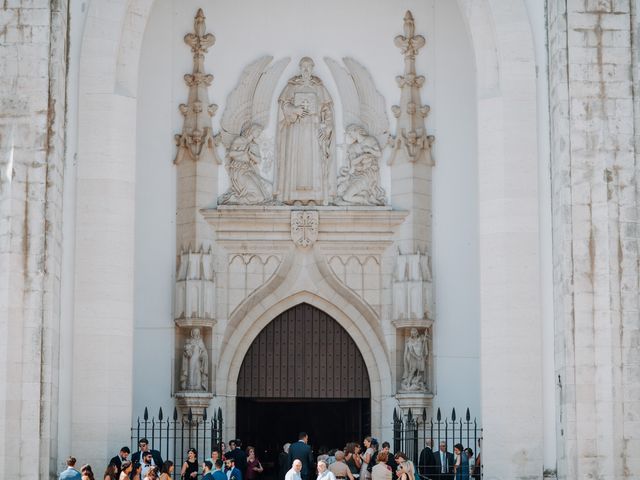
389,10,433,166
174,9,221,165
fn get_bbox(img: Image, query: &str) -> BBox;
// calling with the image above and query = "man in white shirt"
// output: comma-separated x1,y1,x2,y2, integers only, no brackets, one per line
285,459,303,480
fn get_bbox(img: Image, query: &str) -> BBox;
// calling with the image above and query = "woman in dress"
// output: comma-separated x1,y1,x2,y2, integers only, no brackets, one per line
245,446,264,480
159,461,174,480
452,444,469,480
345,443,362,479
360,437,375,480
104,463,118,480
82,465,96,480
317,460,337,480
118,461,132,480
181,448,199,480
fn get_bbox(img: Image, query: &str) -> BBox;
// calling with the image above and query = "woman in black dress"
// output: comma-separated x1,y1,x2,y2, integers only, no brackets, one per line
181,448,199,480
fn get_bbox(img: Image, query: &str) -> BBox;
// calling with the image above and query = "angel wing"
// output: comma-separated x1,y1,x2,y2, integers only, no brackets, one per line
251,57,290,128
343,57,390,146
324,57,360,128
325,57,389,147
219,56,273,148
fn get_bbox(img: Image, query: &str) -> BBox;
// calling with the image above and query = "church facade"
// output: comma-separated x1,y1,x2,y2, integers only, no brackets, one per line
1,1,639,480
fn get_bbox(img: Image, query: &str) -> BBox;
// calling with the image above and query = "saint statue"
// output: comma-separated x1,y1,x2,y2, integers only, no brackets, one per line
275,57,334,205
218,123,272,204
180,328,209,391
401,328,428,391
335,124,386,205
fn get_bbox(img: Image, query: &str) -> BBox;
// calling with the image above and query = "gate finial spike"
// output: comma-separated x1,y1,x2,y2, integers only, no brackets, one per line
173,407,178,421
465,408,470,422
158,407,163,421
144,407,149,421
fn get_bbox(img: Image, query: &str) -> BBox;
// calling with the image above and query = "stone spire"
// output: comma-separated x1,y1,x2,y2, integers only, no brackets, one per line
389,11,434,256
174,8,220,166
389,11,434,166
172,9,217,417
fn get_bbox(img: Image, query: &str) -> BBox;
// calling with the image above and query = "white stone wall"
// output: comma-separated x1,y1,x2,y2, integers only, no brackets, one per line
548,0,640,478
0,1,68,479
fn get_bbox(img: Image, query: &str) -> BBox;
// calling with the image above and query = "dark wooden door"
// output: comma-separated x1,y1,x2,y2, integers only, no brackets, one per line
237,303,371,399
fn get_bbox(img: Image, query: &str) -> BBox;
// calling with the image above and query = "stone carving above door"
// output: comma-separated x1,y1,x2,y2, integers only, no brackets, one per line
325,57,390,206
218,56,291,205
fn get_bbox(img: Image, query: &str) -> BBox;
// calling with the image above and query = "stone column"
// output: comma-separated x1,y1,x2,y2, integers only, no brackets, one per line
173,9,220,420
548,0,640,478
0,2,69,478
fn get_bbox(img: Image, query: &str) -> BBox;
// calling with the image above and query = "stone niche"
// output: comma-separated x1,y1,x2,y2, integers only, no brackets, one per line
174,325,214,417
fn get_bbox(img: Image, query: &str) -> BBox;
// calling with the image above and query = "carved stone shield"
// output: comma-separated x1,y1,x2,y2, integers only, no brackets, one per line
290,211,319,247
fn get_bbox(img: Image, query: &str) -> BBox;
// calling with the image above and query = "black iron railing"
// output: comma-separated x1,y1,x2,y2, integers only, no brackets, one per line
131,407,223,478
392,407,482,480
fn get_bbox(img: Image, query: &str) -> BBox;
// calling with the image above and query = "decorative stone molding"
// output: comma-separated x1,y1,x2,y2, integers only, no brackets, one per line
391,250,433,324
174,247,216,326
291,210,319,247
174,9,221,165
328,254,381,313
388,11,434,166
227,254,281,314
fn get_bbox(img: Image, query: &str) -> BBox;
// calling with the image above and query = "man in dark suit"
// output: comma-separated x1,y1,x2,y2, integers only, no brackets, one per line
417,439,436,478
288,432,314,480
108,446,130,476
131,437,164,471
433,441,454,480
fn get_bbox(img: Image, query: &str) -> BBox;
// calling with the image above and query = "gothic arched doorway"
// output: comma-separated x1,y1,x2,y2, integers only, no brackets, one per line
236,303,371,477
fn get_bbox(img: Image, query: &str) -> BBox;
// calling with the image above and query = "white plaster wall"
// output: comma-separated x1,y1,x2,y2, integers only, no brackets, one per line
134,0,480,423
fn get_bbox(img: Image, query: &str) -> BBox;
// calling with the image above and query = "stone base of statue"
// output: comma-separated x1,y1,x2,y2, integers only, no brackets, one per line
175,391,214,422
396,391,433,420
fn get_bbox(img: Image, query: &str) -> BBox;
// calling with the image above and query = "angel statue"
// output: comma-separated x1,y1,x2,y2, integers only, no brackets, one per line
336,124,386,205
401,327,428,391
218,123,271,204
275,57,334,205
218,56,290,205
325,57,390,206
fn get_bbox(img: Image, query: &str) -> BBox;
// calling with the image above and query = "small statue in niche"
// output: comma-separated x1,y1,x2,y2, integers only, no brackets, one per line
335,124,386,205
401,327,428,391
180,328,209,391
218,123,272,204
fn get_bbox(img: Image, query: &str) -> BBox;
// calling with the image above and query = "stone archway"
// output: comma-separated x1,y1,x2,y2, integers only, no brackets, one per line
236,303,371,462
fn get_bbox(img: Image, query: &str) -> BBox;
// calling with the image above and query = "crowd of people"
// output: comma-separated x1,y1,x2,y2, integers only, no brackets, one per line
58,434,481,480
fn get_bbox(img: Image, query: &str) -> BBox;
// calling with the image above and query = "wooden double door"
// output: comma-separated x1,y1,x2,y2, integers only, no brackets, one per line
236,303,371,478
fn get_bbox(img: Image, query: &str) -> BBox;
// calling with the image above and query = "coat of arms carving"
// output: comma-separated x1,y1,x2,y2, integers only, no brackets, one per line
290,211,319,247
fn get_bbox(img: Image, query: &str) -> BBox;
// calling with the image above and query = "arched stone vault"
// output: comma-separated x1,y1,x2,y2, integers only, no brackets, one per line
73,2,542,478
